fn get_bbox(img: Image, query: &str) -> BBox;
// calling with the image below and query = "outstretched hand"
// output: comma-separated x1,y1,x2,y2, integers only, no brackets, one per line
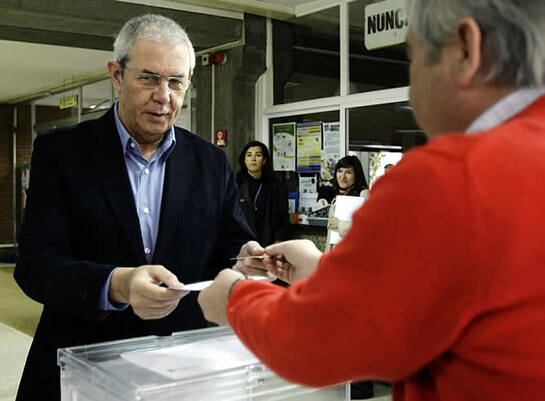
109,265,188,320
263,240,323,284
198,268,246,326
233,241,276,280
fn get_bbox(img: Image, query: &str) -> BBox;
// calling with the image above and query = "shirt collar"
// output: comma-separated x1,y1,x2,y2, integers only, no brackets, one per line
113,102,176,161
467,87,545,133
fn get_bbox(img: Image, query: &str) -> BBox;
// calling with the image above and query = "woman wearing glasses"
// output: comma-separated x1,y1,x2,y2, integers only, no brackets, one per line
236,141,290,247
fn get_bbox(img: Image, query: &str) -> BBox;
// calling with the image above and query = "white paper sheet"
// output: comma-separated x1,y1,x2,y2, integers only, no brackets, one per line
329,195,365,245
177,276,268,292
121,336,257,380
182,281,214,291
334,195,364,220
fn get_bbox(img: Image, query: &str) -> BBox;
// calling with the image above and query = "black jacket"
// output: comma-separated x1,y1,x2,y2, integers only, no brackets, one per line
236,172,290,246
14,107,254,401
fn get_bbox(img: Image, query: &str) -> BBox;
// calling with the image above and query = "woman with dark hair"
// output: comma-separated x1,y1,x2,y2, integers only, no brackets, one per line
325,155,370,241
326,155,374,399
236,141,290,246
320,155,369,202
333,155,368,195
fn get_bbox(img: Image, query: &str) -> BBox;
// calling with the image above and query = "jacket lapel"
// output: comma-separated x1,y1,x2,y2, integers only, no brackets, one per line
153,129,195,262
95,109,146,264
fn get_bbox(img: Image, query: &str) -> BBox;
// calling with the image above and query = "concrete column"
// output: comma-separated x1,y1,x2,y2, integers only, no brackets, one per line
193,14,267,170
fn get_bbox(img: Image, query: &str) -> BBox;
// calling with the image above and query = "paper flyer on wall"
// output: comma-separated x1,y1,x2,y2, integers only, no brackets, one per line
272,122,296,171
296,122,322,173
322,122,340,180
299,175,317,195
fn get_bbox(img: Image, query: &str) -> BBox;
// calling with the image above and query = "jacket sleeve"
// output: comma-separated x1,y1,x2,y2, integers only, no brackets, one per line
14,134,115,320
228,149,486,386
208,155,255,269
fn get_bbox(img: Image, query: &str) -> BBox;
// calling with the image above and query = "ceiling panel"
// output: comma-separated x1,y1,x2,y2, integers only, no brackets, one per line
0,0,245,104
0,40,111,104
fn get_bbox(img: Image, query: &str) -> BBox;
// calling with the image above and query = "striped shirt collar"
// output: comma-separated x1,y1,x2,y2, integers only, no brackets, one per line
467,87,545,133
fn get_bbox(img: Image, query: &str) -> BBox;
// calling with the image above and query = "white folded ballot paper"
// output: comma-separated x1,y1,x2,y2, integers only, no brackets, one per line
121,335,256,380
329,195,365,245
169,275,269,292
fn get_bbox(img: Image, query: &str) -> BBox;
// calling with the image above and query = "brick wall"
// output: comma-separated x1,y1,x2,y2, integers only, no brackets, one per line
0,105,15,245
0,104,73,246
15,104,33,243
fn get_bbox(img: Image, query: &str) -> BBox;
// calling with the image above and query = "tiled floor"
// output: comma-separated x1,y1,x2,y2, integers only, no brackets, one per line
0,322,31,401
0,265,41,336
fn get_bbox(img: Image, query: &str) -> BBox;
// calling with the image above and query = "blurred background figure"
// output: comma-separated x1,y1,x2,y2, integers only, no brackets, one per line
237,141,290,246
319,155,369,204
325,156,370,245
324,155,374,399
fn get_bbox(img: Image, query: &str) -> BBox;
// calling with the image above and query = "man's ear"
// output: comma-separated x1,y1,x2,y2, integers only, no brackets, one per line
107,60,123,93
453,17,483,87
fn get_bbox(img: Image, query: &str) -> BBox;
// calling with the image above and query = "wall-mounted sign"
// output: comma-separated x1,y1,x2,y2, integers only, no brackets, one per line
59,94,78,110
364,0,409,51
214,129,227,147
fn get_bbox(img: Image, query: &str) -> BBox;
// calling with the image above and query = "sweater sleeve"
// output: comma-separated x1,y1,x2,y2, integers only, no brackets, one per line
228,148,485,387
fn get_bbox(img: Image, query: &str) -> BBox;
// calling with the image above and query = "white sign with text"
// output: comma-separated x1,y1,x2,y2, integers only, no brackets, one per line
364,0,409,50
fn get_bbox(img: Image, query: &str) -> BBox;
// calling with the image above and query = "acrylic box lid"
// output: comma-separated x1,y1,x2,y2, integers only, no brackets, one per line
58,326,345,401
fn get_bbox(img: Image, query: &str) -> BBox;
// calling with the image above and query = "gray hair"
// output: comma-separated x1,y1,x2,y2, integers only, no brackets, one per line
408,0,545,87
113,14,196,76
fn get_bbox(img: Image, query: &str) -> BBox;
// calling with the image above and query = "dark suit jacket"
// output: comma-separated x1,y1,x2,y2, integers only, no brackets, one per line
14,107,254,401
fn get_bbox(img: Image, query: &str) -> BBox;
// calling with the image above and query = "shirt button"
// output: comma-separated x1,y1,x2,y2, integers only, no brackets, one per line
143,207,149,214
144,168,150,175
144,248,151,255
130,142,136,149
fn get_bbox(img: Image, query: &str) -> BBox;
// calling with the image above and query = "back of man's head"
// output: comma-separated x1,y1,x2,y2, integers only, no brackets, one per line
113,14,196,75
408,0,545,87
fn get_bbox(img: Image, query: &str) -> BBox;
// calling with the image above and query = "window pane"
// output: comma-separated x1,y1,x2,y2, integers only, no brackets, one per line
35,91,80,134
82,79,113,115
273,6,340,104
349,0,409,94
348,101,424,151
348,101,424,187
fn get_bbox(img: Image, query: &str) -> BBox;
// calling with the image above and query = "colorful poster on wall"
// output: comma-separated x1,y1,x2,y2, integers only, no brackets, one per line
272,123,296,171
296,122,322,173
322,122,340,180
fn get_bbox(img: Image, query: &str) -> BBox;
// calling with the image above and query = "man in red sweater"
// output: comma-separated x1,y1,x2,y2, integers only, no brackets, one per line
199,1,545,400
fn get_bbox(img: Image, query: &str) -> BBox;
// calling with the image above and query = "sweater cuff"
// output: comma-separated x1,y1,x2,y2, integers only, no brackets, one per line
228,277,248,299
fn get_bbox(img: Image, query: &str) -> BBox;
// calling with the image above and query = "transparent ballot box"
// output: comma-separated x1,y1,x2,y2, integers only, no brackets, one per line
59,326,348,401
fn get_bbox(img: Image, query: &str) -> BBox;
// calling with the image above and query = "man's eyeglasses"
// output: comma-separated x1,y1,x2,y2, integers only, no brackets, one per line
122,65,191,92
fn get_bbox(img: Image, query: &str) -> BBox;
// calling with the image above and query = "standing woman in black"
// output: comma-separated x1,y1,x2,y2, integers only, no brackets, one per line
236,141,290,246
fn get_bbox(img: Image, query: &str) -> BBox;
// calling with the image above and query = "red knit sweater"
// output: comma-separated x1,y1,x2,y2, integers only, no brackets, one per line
228,96,545,401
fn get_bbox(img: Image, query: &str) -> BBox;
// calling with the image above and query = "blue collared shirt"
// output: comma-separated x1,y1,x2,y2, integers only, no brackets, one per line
99,103,176,310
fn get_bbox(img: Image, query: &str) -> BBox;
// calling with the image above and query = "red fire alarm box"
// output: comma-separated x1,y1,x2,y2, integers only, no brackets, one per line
214,129,227,147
